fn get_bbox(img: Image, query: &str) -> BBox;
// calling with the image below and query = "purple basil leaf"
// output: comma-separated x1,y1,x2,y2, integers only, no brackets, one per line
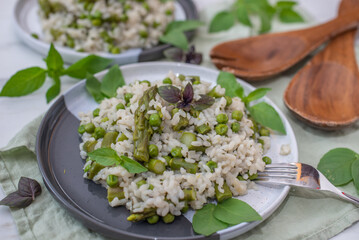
192,95,215,110
158,85,182,103
182,83,194,104
185,45,203,65
177,101,191,111
18,177,42,200
164,47,184,62
0,192,33,208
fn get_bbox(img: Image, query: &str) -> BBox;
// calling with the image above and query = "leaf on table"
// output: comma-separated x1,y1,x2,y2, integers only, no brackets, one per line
160,30,188,50
120,156,148,173
64,55,112,79
0,192,32,208
236,4,252,27
86,74,105,103
248,102,286,134
276,1,297,10
17,177,42,200
0,67,46,97
100,64,125,98
46,43,64,73
192,204,228,236
46,75,61,103
88,148,121,166
209,11,235,33
165,20,203,34
318,148,358,186
278,8,304,23
352,158,359,193
213,198,262,225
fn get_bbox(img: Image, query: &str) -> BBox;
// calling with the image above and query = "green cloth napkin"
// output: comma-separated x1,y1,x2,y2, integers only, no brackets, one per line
1,2,359,240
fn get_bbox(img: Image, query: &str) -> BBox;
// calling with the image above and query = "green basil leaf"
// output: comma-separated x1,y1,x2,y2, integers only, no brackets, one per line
46,75,61,103
235,86,245,100
249,102,286,134
276,1,297,10
88,148,121,166
192,204,228,236
244,88,271,103
100,64,125,98
352,159,359,193
160,30,188,50
0,67,46,97
279,8,304,23
236,5,252,27
64,55,112,79
119,156,148,173
165,20,203,34
217,71,242,98
86,74,105,103
258,10,272,33
318,148,358,186
46,43,64,72
214,198,262,225
209,11,235,33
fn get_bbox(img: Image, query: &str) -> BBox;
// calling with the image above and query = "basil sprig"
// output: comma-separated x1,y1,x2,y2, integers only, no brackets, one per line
318,148,359,192
192,198,262,236
160,20,203,50
88,148,148,174
209,0,304,34
216,71,286,134
0,44,112,103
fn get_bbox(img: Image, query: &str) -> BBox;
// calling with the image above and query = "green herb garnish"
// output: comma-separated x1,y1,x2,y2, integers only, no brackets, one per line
209,0,304,34
192,198,262,236
88,148,148,174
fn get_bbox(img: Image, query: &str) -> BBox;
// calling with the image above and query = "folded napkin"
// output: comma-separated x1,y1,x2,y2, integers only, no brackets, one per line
1,2,359,240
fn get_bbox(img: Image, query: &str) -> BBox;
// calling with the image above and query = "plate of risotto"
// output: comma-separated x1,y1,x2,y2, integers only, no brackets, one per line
13,0,198,64
36,62,298,240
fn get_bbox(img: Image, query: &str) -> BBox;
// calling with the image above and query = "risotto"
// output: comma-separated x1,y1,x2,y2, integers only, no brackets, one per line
78,72,271,223
37,0,175,53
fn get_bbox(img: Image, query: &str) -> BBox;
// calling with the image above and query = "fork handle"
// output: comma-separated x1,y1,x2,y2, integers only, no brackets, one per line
341,192,359,205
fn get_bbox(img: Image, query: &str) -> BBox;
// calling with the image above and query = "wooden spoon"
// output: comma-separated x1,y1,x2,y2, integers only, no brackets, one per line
284,0,359,130
210,7,359,81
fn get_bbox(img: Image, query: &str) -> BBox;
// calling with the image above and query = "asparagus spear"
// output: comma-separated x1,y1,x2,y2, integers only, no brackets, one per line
133,86,158,162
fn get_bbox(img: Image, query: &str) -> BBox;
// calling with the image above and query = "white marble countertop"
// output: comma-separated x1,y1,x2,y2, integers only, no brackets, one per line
0,0,358,239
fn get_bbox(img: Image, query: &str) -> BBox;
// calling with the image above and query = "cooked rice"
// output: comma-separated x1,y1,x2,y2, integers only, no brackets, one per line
79,72,269,217
38,0,175,53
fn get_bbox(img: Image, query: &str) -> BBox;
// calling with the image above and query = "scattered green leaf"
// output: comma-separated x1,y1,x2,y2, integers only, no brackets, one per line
46,43,64,73
0,67,46,97
64,55,112,79
46,75,61,103
192,204,228,236
213,198,262,225
209,11,235,33
100,65,125,98
352,159,359,193
318,148,358,186
249,102,286,134
278,8,304,23
160,30,188,50
120,156,148,173
86,74,105,103
236,4,252,26
88,148,121,166
276,1,297,10
244,88,271,104
165,20,203,33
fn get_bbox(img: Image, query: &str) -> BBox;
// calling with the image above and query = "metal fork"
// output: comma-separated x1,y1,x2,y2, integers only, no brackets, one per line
255,163,359,205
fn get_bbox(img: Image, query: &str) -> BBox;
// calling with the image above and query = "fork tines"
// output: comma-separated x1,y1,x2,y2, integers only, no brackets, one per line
257,163,298,180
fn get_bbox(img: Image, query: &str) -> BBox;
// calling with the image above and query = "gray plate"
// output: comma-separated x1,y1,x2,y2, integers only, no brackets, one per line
36,62,298,240
13,0,198,64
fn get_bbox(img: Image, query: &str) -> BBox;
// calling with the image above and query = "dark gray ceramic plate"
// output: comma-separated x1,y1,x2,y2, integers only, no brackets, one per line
36,62,298,240
13,0,198,64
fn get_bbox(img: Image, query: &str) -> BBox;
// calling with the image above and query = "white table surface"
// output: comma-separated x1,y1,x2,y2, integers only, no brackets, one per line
0,0,358,239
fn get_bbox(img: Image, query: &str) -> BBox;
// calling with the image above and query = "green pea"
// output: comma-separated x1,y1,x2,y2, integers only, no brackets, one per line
165,9,173,15
206,161,217,173
78,125,85,134
171,147,182,158
163,156,172,165
195,124,211,135
178,74,186,81
120,14,128,22
85,123,95,133
93,127,106,139
136,179,147,188
163,77,172,84
216,114,228,124
162,213,175,223
232,110,243,121
147,215,159,224
153,21,160,28
140,80,151,86
84,164,91,173
215,124,228,136
259,128,270,136
231,122,240,133
31,33,39,39
171,108,179,117
93,10,102,19
190,76,201,85
225,96,232,107
106,175,119,187
237,175,245,181
149,184,154,190
139,30,148,38
251,119,259,132
149,144,159,157
262,156,272,164
124,93,133,103
258,138,265,147
149,113,161,127
117,133,128,142
91,18,102,26
116,103,125,110
101,117,109,122
93,108,100,117
248,173,258,180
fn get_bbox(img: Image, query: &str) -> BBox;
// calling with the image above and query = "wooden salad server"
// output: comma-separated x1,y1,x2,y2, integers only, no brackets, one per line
210,6,359,81
284,0,359,130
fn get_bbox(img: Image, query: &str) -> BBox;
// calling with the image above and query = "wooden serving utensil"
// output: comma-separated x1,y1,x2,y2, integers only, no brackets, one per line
210,7,359,81
284,0,359,130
